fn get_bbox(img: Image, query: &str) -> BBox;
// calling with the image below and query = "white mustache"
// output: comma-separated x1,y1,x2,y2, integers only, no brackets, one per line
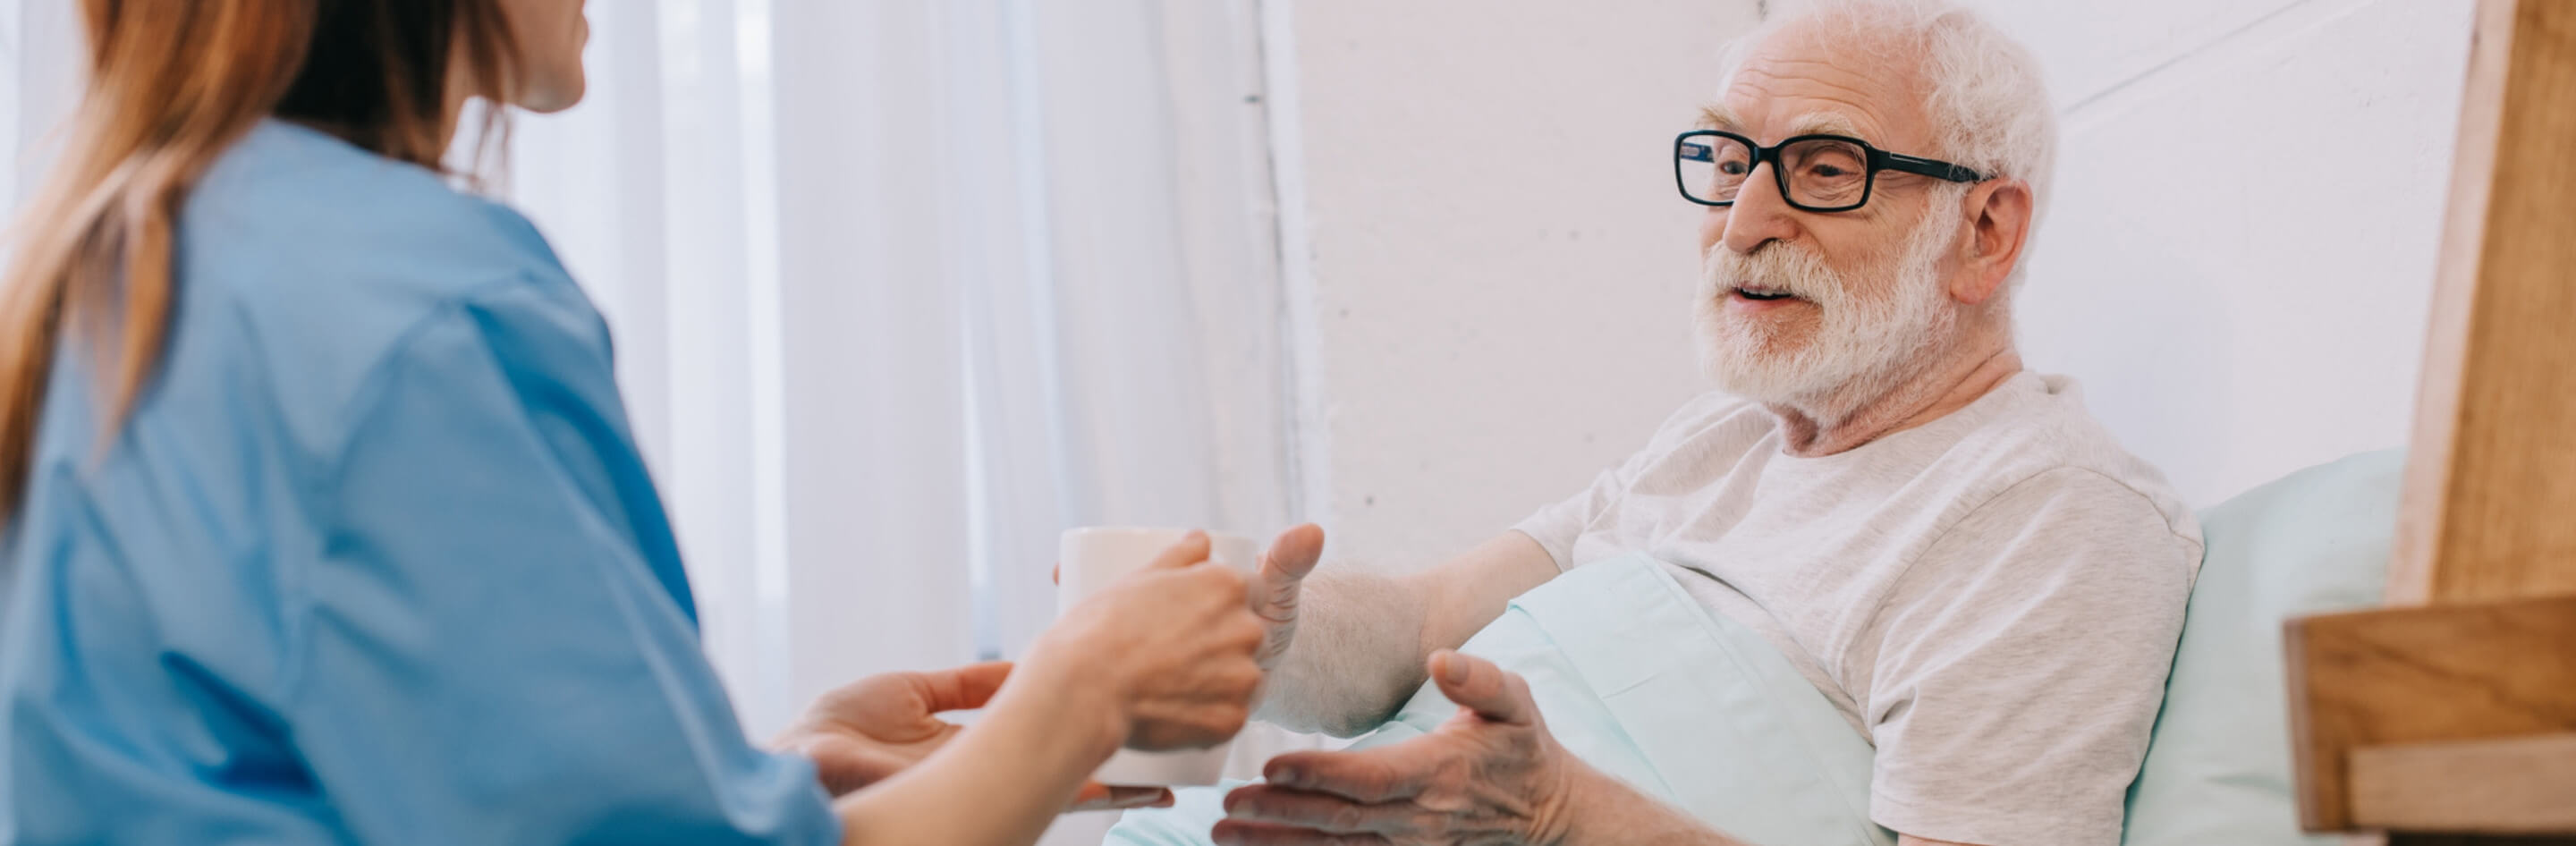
1704,243,1842,306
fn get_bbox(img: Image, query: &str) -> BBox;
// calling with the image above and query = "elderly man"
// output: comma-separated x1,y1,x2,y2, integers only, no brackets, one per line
1195,3,2200,846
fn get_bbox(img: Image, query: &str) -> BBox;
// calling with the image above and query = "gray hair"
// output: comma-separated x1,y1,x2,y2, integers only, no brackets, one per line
1714,0,2057,285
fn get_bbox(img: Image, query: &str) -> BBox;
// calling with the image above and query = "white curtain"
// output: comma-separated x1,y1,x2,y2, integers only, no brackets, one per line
2,0,77,210
504,0,1301,748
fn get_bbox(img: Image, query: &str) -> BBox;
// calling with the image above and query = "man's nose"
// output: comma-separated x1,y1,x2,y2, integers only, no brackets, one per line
1719,162,1801,257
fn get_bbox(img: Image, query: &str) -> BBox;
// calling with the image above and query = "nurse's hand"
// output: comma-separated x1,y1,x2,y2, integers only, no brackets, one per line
1055,525,1326,673
777,662,1174,811
1027,531,1268,752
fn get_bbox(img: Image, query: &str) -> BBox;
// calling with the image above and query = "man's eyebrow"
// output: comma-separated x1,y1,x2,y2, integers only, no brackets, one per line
1695,106,1872,141
1696,104,1743,131
1784,111,1867,139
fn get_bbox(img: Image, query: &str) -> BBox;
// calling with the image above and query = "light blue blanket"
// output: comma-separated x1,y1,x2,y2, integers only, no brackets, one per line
1105,554,1894,846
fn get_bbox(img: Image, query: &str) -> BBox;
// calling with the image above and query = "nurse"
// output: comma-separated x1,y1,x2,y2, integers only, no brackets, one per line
0,1,1325,844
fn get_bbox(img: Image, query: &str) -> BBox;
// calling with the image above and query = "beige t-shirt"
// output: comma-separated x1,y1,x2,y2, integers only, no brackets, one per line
1514,372,2199,846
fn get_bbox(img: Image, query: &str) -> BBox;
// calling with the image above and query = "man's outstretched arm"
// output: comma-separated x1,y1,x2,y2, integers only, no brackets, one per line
1249,529,1560,737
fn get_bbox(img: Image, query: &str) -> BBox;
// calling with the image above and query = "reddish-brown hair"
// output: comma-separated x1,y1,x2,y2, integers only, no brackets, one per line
0,0,520,521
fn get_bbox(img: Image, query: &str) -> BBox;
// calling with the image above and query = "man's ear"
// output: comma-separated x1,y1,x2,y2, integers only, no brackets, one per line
1951,177,2033,306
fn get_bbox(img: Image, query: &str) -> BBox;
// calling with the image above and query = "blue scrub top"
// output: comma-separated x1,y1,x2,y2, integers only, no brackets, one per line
0,122,842,845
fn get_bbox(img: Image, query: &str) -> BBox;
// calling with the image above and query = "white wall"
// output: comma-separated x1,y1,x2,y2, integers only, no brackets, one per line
1280,0,2477,568
1970,0,2473,506
1279,0,1763,568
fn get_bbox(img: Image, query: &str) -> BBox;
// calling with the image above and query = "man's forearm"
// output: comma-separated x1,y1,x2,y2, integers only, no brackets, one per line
1252,570,1436,736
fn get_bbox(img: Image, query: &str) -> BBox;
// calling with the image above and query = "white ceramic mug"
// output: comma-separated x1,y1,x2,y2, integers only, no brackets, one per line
1057,527,1261,788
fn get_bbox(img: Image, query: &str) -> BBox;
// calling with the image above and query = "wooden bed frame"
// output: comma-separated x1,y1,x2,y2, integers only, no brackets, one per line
2282,0,2576,842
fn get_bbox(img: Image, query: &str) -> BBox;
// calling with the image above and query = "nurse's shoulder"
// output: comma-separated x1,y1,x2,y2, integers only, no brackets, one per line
172,120,612,451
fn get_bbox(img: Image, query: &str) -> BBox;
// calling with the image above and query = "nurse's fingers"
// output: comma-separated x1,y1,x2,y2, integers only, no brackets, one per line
1144,530,1215,571
1070,783,1176,812
921,661,1013,714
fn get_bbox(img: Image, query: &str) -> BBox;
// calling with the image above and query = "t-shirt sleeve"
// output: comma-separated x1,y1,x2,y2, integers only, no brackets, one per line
282,282,841,846
1511,392,1743,571
1511,463,1629,571
1861,467,2197,846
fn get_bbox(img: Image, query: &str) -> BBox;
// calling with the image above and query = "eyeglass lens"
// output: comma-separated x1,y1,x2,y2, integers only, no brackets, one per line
1677,135,1871,208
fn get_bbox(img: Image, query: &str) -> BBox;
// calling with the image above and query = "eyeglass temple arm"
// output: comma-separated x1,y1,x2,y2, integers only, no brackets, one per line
1875,150,1985,182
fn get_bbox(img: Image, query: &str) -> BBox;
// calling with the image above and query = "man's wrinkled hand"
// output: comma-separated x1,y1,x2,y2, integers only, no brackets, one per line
1212,650,1582,846
777,662,1173,812
1251,524,1326,671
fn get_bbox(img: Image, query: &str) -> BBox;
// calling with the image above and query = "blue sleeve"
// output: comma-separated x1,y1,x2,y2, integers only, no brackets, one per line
282,279,841,846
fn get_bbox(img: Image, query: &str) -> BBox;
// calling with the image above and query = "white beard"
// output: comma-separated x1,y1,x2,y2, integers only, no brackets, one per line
1694,207,1963,412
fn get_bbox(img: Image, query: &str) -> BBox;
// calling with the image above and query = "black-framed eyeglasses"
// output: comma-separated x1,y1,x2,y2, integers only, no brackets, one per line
1674,130,1986,212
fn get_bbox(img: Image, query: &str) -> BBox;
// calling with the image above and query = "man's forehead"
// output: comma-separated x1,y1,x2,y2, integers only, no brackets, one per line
1701,24,1934,149
1699,104,1868,140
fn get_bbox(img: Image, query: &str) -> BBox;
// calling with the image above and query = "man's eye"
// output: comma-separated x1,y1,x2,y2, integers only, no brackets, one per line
1809,164,1851,178
1720,162,1749,176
